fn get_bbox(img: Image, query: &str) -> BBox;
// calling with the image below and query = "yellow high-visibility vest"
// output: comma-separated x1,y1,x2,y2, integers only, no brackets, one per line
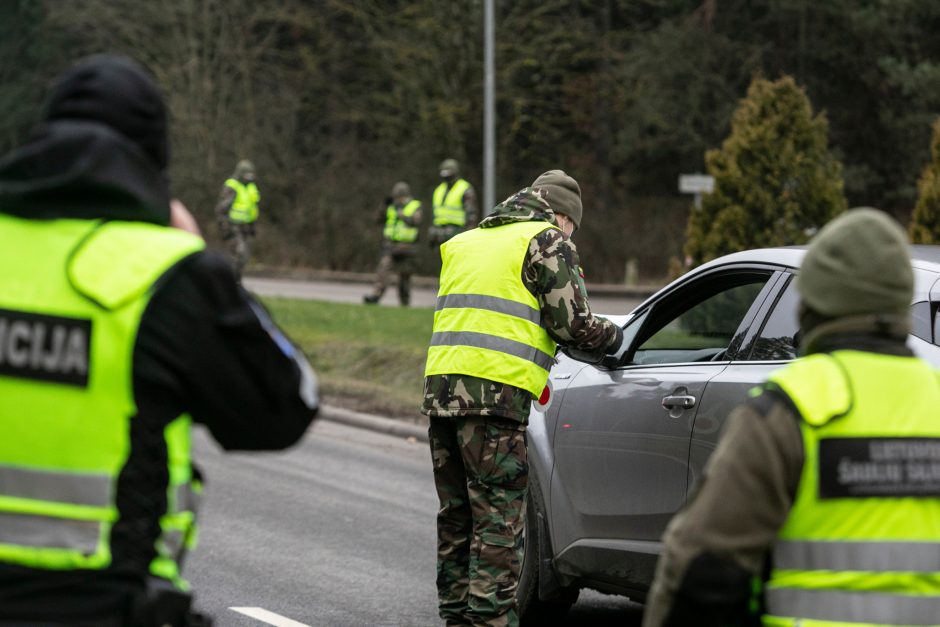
384,199,421,243
761,351,940,627
425,220,558,397
432,179,470,226
0,213,205,589
225,178,260,223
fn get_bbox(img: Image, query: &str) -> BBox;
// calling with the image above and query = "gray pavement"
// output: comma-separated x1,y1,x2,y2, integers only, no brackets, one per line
194,273,648,624
185,419,643,626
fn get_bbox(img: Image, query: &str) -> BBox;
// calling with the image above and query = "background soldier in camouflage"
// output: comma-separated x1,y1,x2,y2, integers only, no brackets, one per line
364,181,423,305
428,158,478,251
422,171,624,626
215,159,259,276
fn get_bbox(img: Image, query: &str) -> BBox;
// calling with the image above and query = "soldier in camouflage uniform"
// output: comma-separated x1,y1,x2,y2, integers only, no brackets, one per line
429,158,478,251
364,181,423,306
422,170,624,626
215,159,260,277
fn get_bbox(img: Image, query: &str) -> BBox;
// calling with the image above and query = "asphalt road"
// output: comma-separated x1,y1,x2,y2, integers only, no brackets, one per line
184,420,643,626
242,276,647,316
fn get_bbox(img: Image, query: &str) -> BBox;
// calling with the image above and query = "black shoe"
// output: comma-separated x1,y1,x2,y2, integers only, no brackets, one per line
363,295,380,304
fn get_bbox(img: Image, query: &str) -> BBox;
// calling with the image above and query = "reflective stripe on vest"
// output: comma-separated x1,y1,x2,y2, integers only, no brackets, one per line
384,199,421,242
774,539,940,572
0,465,111,507
765,588,940,626
762,351,940,627
0,215,204,583
425,220,557,397
429,331,555,372
435,294,542,325
151,413,201,589
432,179,470,226
225,179,260,223
0,512,101,556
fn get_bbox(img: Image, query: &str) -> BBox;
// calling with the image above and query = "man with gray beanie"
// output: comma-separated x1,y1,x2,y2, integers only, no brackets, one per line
643,208,940,627
422,170,624,626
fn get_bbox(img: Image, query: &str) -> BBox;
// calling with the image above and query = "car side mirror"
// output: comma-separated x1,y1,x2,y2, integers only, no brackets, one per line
561,346,634,369
561,346,606,365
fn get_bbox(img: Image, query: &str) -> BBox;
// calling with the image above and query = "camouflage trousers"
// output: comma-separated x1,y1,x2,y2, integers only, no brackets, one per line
369,251,413,305
429,415,528,627
227,222,255,276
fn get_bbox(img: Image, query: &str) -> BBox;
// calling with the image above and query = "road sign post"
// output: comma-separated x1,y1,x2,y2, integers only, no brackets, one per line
679,173,715,209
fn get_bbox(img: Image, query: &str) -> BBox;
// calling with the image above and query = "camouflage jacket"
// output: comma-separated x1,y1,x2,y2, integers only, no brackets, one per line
422,187,622,423
214,183,235,219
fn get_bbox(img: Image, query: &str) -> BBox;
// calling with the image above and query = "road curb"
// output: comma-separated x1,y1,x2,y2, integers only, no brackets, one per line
319,405,429,442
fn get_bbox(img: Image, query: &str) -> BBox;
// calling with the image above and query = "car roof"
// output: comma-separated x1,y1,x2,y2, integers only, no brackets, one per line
695,246,806,272
634,244,940,314
695,244,940,273
910,245,940,270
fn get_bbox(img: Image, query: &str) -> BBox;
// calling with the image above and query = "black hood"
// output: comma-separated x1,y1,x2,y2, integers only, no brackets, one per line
0,54,170,225
44,54,168,171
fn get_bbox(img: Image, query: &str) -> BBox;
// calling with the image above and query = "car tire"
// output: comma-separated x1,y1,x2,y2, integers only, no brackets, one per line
517,472,579,625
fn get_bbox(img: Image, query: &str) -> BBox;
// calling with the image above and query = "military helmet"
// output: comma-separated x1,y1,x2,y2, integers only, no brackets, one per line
797,207,913,318
234,159,255,180
439,158,460,178
391,181,411,198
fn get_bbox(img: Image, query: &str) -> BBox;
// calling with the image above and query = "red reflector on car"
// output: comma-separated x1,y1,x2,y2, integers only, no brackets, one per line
538,385,551,405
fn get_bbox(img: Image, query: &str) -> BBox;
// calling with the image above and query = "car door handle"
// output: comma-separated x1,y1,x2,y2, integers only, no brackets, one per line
662,395,696,410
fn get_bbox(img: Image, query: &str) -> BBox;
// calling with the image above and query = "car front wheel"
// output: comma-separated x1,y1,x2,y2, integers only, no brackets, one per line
517,472,579,625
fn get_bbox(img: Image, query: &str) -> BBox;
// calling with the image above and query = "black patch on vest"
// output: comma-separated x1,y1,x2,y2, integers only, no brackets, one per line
0,308,91,387
819,437,940,499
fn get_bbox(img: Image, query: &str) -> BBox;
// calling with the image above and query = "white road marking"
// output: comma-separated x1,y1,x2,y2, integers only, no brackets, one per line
229,607,311,627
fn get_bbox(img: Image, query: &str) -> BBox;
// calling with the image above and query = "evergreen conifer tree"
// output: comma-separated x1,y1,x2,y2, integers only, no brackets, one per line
685,75,846,266
909,118,940,244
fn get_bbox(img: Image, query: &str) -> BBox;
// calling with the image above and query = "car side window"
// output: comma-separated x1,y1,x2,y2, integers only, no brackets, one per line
750,277,801,361
631,275,769,365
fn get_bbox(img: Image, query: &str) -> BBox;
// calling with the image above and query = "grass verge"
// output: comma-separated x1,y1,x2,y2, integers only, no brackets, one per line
262,298,433,421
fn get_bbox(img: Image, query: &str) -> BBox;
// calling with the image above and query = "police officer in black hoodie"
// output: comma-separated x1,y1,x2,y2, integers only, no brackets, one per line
0,55,319,626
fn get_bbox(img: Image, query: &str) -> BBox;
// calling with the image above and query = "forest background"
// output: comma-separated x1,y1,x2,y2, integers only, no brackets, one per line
3,0,940,283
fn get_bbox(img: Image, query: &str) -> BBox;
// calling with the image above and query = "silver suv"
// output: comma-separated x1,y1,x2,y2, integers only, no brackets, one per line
518,246,940,622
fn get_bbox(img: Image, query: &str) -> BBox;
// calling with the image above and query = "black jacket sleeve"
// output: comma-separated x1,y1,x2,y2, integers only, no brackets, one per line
133,250,318,451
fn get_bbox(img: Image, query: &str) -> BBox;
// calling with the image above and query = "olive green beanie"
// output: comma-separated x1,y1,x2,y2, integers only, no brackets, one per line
531,170,583,228
797,207,913,317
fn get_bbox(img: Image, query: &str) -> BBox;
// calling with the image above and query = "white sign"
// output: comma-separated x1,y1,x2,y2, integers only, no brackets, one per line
679,174,715,194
